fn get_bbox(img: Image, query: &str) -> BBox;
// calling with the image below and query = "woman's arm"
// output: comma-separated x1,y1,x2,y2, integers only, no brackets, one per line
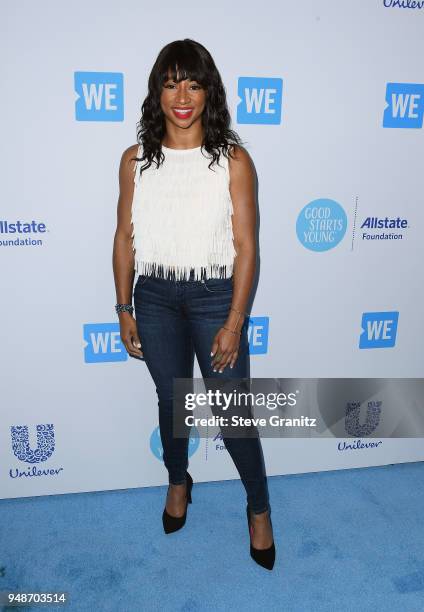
226,144,257,333
112,144,143,358
211,145,257,372
113,144,138,303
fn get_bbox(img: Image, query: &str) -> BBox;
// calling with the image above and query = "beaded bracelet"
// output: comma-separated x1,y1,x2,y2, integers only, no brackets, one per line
115,303,134,315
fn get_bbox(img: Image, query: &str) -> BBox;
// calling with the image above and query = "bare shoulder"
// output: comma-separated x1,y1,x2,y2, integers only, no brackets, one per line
121,143,140,168
119,143,140,183
228,143,251,162
227,144,254,178
118,144,141,194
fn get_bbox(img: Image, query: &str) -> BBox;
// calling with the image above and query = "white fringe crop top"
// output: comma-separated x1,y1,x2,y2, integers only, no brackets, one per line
130,143,237,281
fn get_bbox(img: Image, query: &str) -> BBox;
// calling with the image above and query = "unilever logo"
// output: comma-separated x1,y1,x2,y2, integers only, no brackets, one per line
316,380,386,453
296,199,347,251
345,400,382,436
9,424,64,479
359,311,399,349
75,71,124,121
150,425,200,461
0,219,47,247
338,438,383,451
383,82,424,128
338,399,384,451
237,77,283,124
383,0,424,10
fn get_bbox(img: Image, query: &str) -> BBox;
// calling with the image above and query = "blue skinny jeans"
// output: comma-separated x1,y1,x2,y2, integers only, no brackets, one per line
133,269,271,515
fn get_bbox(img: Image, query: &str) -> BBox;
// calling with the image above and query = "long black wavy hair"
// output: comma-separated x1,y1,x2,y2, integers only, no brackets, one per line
132,38,244,176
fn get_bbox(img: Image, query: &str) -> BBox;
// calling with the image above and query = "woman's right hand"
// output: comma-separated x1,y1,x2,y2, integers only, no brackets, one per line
119,312,144,358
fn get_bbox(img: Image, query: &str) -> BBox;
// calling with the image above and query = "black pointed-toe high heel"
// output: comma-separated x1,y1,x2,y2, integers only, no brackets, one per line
246,505,275,570
162,472,193,534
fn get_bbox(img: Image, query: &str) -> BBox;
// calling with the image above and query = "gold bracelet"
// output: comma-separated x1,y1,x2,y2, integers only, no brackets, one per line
230,306,248,317
222,325,241,336
228,306,247,334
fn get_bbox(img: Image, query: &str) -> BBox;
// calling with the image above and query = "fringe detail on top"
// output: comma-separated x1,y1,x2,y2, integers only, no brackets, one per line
130,143,237,281
135,260,233,281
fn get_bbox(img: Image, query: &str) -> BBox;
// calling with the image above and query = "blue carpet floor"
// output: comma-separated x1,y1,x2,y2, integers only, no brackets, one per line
1,461,424,612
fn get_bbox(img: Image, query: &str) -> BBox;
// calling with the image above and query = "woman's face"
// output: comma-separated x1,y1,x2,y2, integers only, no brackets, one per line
160,68,206,129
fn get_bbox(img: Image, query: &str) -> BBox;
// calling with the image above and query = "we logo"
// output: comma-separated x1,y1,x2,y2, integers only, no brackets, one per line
383,83,424,129
83,323,127,363
359,311,399,349
248,317,269,354
237,77,283,124
75,71,124,121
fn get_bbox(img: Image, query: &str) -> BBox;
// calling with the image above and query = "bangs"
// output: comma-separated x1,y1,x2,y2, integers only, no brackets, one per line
159,47,209,86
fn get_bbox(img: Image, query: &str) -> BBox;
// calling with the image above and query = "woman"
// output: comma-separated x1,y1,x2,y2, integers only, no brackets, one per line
112,38,275,570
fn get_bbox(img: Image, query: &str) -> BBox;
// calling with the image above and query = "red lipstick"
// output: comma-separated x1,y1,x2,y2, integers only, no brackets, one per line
172,107,194,119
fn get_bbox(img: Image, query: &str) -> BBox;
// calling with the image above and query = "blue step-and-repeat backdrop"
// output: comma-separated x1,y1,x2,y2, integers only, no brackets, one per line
1,0,423,499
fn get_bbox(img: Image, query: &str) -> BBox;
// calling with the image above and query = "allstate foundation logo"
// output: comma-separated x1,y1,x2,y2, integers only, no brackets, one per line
150,425,200,461
212,431,226,452
360,216,409,241
0,219,47,247
237,77,283,124
83,323,127,362
75,71,124,121
383,83,424,128
248,317,269,355
359,311,399,349
296,199,347,251
9,424,64,479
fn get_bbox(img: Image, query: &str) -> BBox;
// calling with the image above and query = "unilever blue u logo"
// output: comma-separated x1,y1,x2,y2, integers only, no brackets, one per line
11,424,55,463
150,425,200,460
296,198,347,251
345,401,382,436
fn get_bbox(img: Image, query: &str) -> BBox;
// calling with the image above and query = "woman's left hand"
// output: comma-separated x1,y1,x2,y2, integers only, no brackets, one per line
210,327,240,373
